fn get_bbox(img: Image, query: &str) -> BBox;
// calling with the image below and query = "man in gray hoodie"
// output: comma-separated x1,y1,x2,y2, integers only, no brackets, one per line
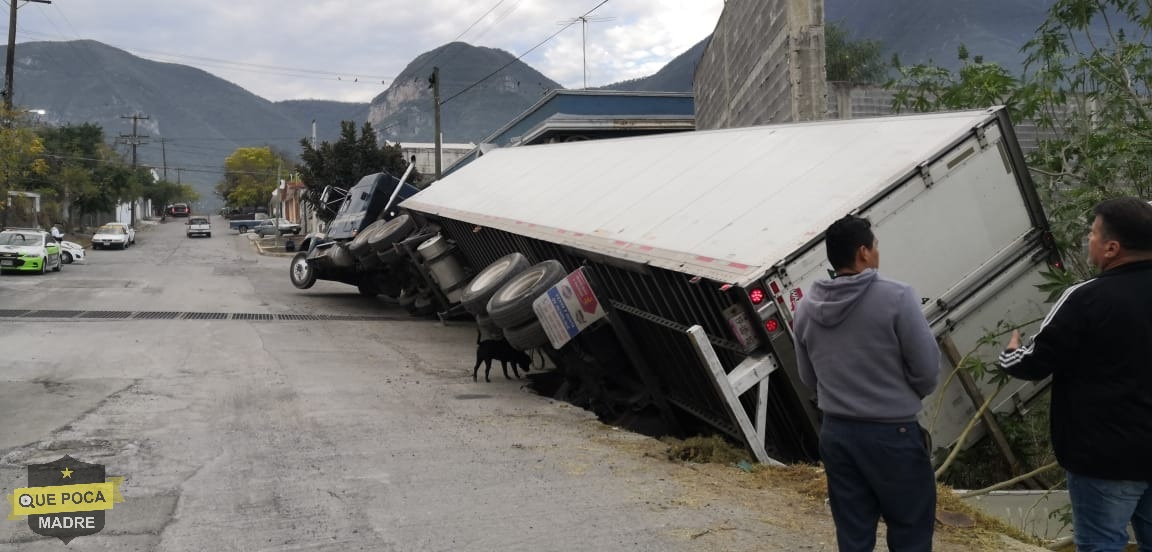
793,215,941,552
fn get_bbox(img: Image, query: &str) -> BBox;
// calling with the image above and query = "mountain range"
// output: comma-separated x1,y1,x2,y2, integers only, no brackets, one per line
2,2,1075,204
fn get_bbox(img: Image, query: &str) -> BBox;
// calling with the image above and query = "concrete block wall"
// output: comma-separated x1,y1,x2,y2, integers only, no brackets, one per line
694,0,826,130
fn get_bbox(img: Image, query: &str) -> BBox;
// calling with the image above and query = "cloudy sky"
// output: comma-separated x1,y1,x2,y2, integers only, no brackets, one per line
12,0,724,103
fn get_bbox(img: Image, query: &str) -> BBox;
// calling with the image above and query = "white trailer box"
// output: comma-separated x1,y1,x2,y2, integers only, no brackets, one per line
404,107,1058,463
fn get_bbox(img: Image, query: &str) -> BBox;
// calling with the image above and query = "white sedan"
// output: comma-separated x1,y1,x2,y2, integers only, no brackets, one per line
92,223,135,250
58,240,86,264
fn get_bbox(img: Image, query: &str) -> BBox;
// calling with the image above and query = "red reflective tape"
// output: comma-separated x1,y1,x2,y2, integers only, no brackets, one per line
638,246,653,251
696,256,715,263
613,240,628,246
558,229,567,234
728,262,750,269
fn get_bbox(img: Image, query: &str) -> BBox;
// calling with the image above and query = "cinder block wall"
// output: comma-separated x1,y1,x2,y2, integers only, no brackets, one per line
694,0,826,130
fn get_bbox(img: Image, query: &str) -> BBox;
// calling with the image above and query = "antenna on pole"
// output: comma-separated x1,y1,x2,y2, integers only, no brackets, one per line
557,15,614,89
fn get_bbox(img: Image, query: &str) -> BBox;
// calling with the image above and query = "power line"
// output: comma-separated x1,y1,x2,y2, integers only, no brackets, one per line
405,0,513,84
440,0,609,107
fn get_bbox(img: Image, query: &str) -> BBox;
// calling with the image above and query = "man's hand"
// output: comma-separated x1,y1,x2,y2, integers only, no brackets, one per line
1007,329,1021,350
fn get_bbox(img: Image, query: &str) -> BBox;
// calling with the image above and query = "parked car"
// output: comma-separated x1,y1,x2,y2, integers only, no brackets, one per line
253,217,301,237
58,240,86,264
186,216,211,238
92,222,135,249
0,228,63,273
228,213,269,233
169,203,190,217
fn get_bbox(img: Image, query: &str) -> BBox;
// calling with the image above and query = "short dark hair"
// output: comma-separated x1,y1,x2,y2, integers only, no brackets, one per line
825,215,875,270
1092,197,1152,252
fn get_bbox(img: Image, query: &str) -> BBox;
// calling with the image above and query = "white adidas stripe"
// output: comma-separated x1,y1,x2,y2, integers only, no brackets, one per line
998,278,1095,369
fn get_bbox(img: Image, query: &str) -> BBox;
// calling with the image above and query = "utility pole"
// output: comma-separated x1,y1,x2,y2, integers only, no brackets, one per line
429,66,442,180
119,114,150,226
4,0,51,114
159,137,168,181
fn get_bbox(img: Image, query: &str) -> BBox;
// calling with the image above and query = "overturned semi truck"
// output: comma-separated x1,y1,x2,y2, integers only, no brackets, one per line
299,107,1061,464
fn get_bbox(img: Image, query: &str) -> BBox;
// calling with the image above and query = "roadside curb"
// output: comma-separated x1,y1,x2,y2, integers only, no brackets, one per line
248,235,296,258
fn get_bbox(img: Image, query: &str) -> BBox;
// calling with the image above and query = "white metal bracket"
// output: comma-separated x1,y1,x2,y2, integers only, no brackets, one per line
686,325,784,465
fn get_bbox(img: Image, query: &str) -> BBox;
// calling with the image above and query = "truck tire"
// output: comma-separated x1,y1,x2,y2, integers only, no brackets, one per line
487,260,567,330
358,283,379,297
368,214,415,253
290,252,317,289
476,313,504,341
348,219,387,257
237,225,248,233
504,319,549,351
459,252,530,316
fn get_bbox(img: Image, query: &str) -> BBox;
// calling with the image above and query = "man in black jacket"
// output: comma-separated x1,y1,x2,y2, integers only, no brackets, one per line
998,197,1152,552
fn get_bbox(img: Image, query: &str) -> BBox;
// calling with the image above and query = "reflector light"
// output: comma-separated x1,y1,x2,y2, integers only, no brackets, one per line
749,288,766,304
769,281,780,294
765,318,780,332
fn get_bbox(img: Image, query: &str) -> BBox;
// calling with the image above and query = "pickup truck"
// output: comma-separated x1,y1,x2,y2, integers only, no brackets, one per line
228,214,268,233
253,217,301,237
186,216,211,238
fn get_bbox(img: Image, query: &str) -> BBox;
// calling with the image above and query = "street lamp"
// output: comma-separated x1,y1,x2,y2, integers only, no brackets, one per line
5,0,52,112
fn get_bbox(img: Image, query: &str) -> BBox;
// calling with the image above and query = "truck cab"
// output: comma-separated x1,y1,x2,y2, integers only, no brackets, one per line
289,170,423,299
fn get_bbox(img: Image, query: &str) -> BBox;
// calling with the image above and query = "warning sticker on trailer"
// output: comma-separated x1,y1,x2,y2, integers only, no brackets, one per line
789,287,804,312
533,267,606,349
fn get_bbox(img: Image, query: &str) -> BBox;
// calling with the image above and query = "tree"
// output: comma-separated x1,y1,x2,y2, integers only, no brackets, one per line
69,164,139,221
142,180,199,213
215,146,289,209
34,123,118,227
825,22,888,83
886,0,1152,280
296,121,417,223
0,108,49,218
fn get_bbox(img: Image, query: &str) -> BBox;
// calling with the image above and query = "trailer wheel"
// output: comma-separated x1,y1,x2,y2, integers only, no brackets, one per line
368,214,415,253
475,313,504,341
504,319,550,351
348,219,387,257
238,225,248,233
487,260,567,329
459,252,530,316
357,284,379,297
290,252,317,289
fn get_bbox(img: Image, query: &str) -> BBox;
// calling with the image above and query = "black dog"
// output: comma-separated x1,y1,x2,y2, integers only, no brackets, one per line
474,331,531,382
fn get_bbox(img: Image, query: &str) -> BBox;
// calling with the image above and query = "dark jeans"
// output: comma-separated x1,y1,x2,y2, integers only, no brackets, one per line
1067,471,1151,552
820,416,936,552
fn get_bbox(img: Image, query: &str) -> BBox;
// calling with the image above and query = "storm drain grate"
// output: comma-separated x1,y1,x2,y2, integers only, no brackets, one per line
79,311,132,319
133,311,181,320
232,313,274,321
182,312,228,320
0,309,31,317
276,314,322,321
24,310,82,318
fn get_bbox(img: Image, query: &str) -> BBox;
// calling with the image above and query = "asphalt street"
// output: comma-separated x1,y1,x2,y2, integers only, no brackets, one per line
0,220,1044,551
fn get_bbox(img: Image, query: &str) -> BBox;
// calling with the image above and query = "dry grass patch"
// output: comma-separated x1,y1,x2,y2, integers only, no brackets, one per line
661,435,752,465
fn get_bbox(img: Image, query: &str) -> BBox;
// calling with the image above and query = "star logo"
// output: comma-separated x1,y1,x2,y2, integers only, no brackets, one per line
60,468,73,479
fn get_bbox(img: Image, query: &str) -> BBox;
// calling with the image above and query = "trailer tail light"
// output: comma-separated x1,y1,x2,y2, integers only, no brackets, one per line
749,288,766,305
765,318,780,333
